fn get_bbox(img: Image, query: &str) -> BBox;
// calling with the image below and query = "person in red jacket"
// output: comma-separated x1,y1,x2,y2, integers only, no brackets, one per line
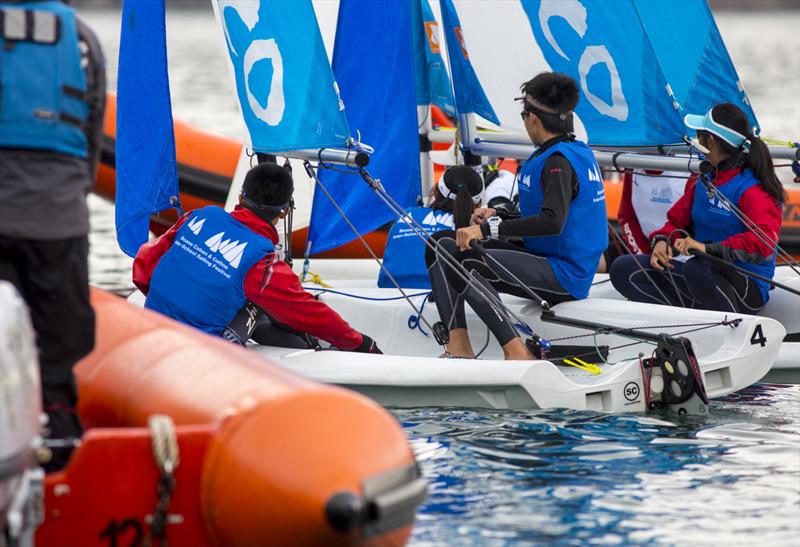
599,170,689,273
618,170,690,255
133,162,381,353
609,103,784,313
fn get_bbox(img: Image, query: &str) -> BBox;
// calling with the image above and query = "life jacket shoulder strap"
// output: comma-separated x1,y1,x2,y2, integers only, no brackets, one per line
1,7,61,45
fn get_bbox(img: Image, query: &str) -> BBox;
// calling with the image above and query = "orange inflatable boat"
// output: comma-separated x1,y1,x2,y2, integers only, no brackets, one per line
93,94,800,257
36,289,425,547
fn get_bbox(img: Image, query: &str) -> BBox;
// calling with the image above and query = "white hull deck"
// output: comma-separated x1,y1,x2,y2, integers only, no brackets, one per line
250,292,784,412
293,260,800,384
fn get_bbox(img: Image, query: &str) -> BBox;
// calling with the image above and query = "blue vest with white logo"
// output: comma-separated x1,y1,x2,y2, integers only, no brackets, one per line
518,140,608,299
0,1,89,158
691,168,775,303
378,207,454,289
145,206,275,336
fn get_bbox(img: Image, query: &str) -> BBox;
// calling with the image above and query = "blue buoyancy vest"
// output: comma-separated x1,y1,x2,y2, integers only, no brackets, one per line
378,207,455,289
0,1,89,158
691,168,775,303
518,140,608,299
145,206,275,336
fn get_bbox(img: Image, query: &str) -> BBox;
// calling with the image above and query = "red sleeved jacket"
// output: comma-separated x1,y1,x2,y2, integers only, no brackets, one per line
133,206,363,349
617,171,651,254
649,168,782,263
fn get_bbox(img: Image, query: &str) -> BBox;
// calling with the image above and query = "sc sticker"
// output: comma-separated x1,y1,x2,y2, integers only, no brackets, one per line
624,382,640,402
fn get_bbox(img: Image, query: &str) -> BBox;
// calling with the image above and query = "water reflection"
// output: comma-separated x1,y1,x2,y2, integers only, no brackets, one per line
398,384,800,546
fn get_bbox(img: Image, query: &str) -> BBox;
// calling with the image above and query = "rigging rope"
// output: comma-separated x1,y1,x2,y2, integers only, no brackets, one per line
548,317,741,343
304,161,442,344
354,166,538,337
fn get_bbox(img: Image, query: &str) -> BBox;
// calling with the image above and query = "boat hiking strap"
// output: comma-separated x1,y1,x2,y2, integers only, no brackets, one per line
144,415,179,547
303,161,446,347
354,166,538,337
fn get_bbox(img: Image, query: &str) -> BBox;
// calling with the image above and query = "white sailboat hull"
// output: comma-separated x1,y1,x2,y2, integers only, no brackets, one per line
129,264,787,412
245,289,781,411
291,260,800,384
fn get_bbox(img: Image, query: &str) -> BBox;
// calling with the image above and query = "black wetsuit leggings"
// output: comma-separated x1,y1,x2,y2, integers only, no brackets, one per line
425,231,575,347
609,254,764,313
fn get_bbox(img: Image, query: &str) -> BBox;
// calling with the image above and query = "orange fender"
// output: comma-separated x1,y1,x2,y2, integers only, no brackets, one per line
38,289,421,546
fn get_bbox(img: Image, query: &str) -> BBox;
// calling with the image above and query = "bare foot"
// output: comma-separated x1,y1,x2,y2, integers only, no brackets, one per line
444,329,476,359
502,337,534,360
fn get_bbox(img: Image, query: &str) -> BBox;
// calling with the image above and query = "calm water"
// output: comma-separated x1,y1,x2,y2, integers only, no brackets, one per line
79,6,800,546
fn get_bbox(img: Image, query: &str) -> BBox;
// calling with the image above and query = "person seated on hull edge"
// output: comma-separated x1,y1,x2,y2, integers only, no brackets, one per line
378,165,483,289
426,72,608,360
609,103,784,314
133,162,382,353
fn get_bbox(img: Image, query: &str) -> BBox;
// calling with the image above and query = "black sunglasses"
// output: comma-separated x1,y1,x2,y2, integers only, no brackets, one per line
520,109,534,121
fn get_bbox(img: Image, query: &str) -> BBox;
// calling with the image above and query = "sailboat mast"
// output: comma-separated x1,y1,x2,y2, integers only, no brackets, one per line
418,105,434,197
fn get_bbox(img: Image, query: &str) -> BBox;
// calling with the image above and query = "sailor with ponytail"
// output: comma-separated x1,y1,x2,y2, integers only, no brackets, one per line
378,165,483,289
426,72,608,360
610,103,785,313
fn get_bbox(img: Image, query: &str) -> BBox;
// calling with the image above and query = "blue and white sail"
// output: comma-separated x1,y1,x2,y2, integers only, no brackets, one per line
438,0,499,126
439,0,758,146
412,0,455,117
307,0,421,255
632,0,759,131
212,0,350,153
115,0,178,258
519,0,684,146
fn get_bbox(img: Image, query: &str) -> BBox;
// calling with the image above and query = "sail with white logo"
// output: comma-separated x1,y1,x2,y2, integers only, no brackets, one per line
212,0,350,153
438,0,758,147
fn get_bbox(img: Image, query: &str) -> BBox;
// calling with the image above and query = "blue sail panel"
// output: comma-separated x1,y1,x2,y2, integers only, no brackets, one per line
439,0,499,125
520,0,685,146
307,0,420,255
215,0,350,153
633,0,759,130
417,0,456,116
411,0,429,106
115,0,178,258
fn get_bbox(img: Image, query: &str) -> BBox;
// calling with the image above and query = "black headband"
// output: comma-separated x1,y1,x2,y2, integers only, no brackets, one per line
241,192,292,213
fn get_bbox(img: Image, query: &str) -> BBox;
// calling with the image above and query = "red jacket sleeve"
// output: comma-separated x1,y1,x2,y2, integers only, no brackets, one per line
244,257,363,350
649,178,697,244
132,215,188,295
617,172,649,254
705,185,782,263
